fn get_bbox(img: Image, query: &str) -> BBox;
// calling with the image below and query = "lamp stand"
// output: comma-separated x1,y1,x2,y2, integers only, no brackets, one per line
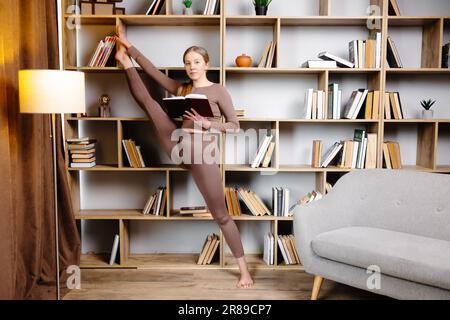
51,113,61,300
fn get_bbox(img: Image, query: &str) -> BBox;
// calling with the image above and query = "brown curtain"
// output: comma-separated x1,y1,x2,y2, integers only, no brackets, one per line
0,0,81,300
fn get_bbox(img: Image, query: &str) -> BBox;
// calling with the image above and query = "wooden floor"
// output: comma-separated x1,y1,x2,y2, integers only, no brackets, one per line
63,268,385,300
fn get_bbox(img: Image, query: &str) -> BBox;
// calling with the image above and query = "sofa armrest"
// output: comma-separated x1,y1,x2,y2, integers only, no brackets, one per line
293,184,359,273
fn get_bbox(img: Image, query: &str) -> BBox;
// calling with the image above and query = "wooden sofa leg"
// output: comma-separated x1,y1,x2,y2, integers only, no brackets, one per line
311,275,324,300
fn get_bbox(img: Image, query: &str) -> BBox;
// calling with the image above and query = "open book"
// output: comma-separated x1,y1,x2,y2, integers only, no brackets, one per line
162,93,216,118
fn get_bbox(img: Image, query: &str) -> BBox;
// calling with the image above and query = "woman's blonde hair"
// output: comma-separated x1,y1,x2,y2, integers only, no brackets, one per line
176,46,210,96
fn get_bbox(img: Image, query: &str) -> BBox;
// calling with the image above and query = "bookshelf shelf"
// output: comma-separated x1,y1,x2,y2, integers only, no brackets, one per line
387,17,444,26
68,165,186,172
386,68,450,74
62,0,450,271
225,67,381,74
65,66,222,72
119,15,221,26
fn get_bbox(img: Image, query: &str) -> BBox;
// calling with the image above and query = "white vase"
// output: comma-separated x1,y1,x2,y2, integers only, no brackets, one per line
422,109,434,119
183,7,193,15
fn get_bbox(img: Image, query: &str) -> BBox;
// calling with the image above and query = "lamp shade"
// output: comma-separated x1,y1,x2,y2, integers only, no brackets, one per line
19,70,86,114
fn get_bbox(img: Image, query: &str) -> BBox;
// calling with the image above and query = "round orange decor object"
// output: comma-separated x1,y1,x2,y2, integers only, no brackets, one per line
235,54,252,67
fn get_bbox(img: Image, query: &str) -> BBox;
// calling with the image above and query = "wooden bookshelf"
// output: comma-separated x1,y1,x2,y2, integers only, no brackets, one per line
62,0,450,270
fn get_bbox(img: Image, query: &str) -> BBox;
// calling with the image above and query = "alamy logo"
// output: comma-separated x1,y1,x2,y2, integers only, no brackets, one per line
66,265,81,289
366,265,381,290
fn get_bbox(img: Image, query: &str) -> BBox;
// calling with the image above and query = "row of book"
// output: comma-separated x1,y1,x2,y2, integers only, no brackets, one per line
258,40,277,68
250,130,275,168
302,34,401,70
122,139,146,168
264,233,300,266
233,187,272,216
272,187,291,217
197,233,220,265
304,89,329,120
315,130,378,169
142,186,167,216
306,84,381,120
225,187,242,216
88,35,116,67
384,92,404,120
145,0,165,15
383,141,402,169
349,33,382,69
67,137,97,168
342,89,381,120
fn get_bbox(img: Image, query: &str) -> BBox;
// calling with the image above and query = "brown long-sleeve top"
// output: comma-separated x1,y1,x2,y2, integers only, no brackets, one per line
127,46,240,134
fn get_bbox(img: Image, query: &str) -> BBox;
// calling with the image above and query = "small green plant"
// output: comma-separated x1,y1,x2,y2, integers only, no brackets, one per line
420,99,436,110
183,0,192,8
253,0,272,7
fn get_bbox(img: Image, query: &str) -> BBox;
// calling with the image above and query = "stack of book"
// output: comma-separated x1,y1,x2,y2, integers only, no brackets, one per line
197,233,220,265
263,232,275,265
122,139,146,168
386,36,403,68
250,130,275,168
145,0,165,15
109,234,120,265
383,141,402,169
342,89,381,120
203,0,220,15
177,206,211,217
348,32,382,69
304,89,327,120
384,92,404,120
88,35,116,67
258,41,277,68
142,186,167,216
320,130,378,169
277,234,301,265
272,187,290,217
225,187,242,216
236,187,272,216
67,137,97,168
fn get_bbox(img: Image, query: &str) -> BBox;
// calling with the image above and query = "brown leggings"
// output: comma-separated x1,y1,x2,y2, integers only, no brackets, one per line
124,67,245,259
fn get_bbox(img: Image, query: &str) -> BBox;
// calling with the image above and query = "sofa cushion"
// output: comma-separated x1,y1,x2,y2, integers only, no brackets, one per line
311,226,450,291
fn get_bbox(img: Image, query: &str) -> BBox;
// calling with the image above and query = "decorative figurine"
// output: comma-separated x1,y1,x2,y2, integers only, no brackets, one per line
98,94,111,118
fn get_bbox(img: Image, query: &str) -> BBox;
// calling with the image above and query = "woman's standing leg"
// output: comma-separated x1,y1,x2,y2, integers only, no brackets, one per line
187,134,253,288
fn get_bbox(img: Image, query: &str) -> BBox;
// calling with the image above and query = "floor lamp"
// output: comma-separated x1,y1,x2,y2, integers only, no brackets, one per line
19,70,86,300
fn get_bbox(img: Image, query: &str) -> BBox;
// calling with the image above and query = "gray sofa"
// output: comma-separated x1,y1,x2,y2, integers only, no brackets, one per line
293,169,450,300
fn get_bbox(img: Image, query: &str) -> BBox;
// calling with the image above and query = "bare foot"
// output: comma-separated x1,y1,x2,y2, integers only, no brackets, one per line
236,256,254,289
115,43,133,69
116,22,131,49
236,271,254,289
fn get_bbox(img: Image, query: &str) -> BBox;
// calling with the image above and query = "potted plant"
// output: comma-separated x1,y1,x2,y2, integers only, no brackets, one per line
253,0,272,16
183,0,193,15
420,99,436,119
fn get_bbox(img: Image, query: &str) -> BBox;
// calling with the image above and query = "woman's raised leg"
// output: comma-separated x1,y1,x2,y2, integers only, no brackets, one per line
116,46,179,158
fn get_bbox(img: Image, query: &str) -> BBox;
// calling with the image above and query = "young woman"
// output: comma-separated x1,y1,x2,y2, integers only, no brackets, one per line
114,27,254,288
